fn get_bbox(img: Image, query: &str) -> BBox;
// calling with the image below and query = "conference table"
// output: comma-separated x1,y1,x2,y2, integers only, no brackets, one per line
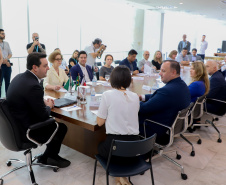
45,69,191,159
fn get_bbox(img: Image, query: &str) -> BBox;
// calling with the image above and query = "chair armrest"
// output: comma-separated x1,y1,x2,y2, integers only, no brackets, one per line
206,98,226,104
26,118,59,146
28,118,55,130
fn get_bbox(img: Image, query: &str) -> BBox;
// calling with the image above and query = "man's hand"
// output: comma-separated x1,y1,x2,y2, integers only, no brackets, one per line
138,95,142,101
44,98,54,108
2,59,8,64
33,40,39,46
133,70,139,75
94,66,99,72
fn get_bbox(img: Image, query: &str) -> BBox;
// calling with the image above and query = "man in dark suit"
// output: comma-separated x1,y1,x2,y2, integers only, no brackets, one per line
119,49,139,75
139,60,191,144
70,50,93,83
6,53,70,168
205,60,226,114
178,34,191,54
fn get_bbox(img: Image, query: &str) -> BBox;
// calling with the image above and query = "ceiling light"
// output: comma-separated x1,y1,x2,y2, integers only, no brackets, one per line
179,2,183,5
155,6,177,10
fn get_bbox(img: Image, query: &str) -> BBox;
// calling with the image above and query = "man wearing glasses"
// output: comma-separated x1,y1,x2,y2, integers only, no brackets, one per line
138,51,153,72
0,29,13,98
27,32,46,54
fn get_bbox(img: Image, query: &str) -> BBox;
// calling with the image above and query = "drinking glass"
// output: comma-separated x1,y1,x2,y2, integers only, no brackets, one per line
78,86,87,104
105,74,110,82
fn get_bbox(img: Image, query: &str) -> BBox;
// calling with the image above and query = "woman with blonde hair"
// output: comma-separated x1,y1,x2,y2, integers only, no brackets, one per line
189,61,210,102
69,50,79,69
43,51,68,90
167,50,178,60
151,50,163,70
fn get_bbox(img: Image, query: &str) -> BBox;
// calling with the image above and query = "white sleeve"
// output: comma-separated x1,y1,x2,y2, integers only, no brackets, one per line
97,93,108,119
85,46,94,54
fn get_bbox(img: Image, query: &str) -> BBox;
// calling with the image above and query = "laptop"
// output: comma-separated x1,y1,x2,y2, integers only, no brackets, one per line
54,98,77,108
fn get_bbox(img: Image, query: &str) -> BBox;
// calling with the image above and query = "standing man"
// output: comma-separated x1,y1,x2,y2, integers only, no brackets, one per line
119,49,139,75
27,32,46,54
7,52,70,168
0,47,3,84
84,38,106,67
198,35,208,60
178,34,191,54
138,50,153,72
0,29,12,98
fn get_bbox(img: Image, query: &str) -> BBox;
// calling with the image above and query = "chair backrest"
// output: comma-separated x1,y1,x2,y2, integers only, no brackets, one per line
114,60,121,65
0,99,28,151
192,95,206,119
96,62,102,67
110,134,156,158
172,104,191,136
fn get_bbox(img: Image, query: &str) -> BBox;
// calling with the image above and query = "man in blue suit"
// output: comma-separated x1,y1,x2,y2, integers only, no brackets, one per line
139,60,191,144
119,49,139,75
70,51,93,83
205,60,226,114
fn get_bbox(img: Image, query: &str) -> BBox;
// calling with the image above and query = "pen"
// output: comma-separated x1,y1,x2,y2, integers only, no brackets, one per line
66,105,77,110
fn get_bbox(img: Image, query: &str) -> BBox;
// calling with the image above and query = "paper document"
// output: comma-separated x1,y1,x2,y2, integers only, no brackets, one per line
91,110,98,115
136,73,148,77
144,64,152,74
57,88,68,93
61,105,82,112
44,95,56,100
132,77,144,80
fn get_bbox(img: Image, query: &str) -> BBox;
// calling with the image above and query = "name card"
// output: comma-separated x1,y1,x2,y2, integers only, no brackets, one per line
142,85,151,91
89,101,100,107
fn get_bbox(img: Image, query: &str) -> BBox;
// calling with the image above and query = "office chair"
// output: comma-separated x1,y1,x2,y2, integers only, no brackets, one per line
114,60,121,66
144,105,191,180
92,134,157,185
177,96,206,156
96,62,102,67
0,99,59,185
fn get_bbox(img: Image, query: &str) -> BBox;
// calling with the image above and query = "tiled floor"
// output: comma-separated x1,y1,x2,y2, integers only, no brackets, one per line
0,115,226,185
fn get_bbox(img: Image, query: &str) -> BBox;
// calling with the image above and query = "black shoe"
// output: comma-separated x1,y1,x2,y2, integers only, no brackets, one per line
37,155,71,168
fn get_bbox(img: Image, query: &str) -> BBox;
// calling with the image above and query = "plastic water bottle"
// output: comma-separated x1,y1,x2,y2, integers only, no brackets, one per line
92,75,97,86
91,87,96,101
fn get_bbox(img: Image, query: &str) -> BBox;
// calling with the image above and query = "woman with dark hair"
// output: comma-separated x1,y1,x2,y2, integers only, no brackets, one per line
99,54,114,81
97,65,140,185
69,50,79,69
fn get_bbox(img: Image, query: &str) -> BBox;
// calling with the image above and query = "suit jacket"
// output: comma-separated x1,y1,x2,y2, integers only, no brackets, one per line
139,77,191,140
119,58,138,71
43,66,68,88
6,70,51,137
138,59,152,70
178,40,191,53
70,64,93,83
206,71,226,114
188,55,203,62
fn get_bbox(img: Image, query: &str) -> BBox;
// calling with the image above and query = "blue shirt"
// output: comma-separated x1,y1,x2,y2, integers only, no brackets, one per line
188,81,206,102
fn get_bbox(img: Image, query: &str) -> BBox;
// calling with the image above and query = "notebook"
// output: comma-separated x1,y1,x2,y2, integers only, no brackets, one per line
54,98,77,108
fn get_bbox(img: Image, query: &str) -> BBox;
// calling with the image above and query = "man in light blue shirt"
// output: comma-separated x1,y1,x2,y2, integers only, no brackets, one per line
176,48,190,65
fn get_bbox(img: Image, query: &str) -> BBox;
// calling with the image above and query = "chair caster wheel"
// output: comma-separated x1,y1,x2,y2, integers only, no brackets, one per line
6,161,11,167
197,139,202,144
53,167,59,172
176,154,181,160
217,138,222,143
190,151,195,157
140,172,145,175
181,173,187,180
0,178,4,185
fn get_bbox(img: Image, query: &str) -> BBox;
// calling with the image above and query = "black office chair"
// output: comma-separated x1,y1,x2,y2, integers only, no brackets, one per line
114,60,121,66
144,105,191,180
0,99,59,185
92,134,157,185
96,62,102,67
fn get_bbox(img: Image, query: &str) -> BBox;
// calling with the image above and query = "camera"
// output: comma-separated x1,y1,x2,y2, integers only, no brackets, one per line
35,37,39,41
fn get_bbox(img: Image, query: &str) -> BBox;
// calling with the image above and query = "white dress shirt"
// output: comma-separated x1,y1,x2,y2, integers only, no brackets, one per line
78,63,91,82
84,44,99,67
199,41,208,54
97,89,139,135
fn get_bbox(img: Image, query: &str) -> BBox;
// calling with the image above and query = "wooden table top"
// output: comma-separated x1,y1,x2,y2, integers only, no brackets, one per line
46,70,191,132
214,53,226,57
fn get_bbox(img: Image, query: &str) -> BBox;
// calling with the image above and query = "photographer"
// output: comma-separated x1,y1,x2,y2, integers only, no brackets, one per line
27,32,46,54
0,29,13,98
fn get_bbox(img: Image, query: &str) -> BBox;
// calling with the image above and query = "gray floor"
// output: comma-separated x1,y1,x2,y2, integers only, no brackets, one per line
0,115,226,185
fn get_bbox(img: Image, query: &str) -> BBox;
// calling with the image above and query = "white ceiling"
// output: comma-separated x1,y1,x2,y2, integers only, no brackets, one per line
124,0,226,21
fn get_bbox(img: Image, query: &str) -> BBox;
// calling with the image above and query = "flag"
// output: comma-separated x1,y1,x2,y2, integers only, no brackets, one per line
64,77,74,91
81,75,86,86
75,75,80,90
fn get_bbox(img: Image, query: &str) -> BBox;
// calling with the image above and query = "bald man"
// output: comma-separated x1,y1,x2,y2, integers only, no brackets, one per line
27,33,46,54
205,60,226,114
138,51,153,72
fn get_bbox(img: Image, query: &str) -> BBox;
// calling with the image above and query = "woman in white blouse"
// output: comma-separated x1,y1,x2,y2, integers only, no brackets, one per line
97,65,140,185
43,51,68,90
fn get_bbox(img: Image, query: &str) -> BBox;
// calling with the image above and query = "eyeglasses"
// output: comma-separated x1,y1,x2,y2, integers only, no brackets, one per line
55,58,62,61
0,33,5,35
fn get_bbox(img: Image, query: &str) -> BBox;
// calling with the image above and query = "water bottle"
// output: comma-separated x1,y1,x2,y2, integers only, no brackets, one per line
92,75,97,86
91,87,96,101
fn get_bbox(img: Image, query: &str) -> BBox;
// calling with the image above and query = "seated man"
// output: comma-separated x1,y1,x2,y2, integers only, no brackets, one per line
188,48,203,62
205,60,226,114
70,50,93,83
138,50,153,72
176,48,190,65
139,61,191,144
119,49,139,75
6,52,70,168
